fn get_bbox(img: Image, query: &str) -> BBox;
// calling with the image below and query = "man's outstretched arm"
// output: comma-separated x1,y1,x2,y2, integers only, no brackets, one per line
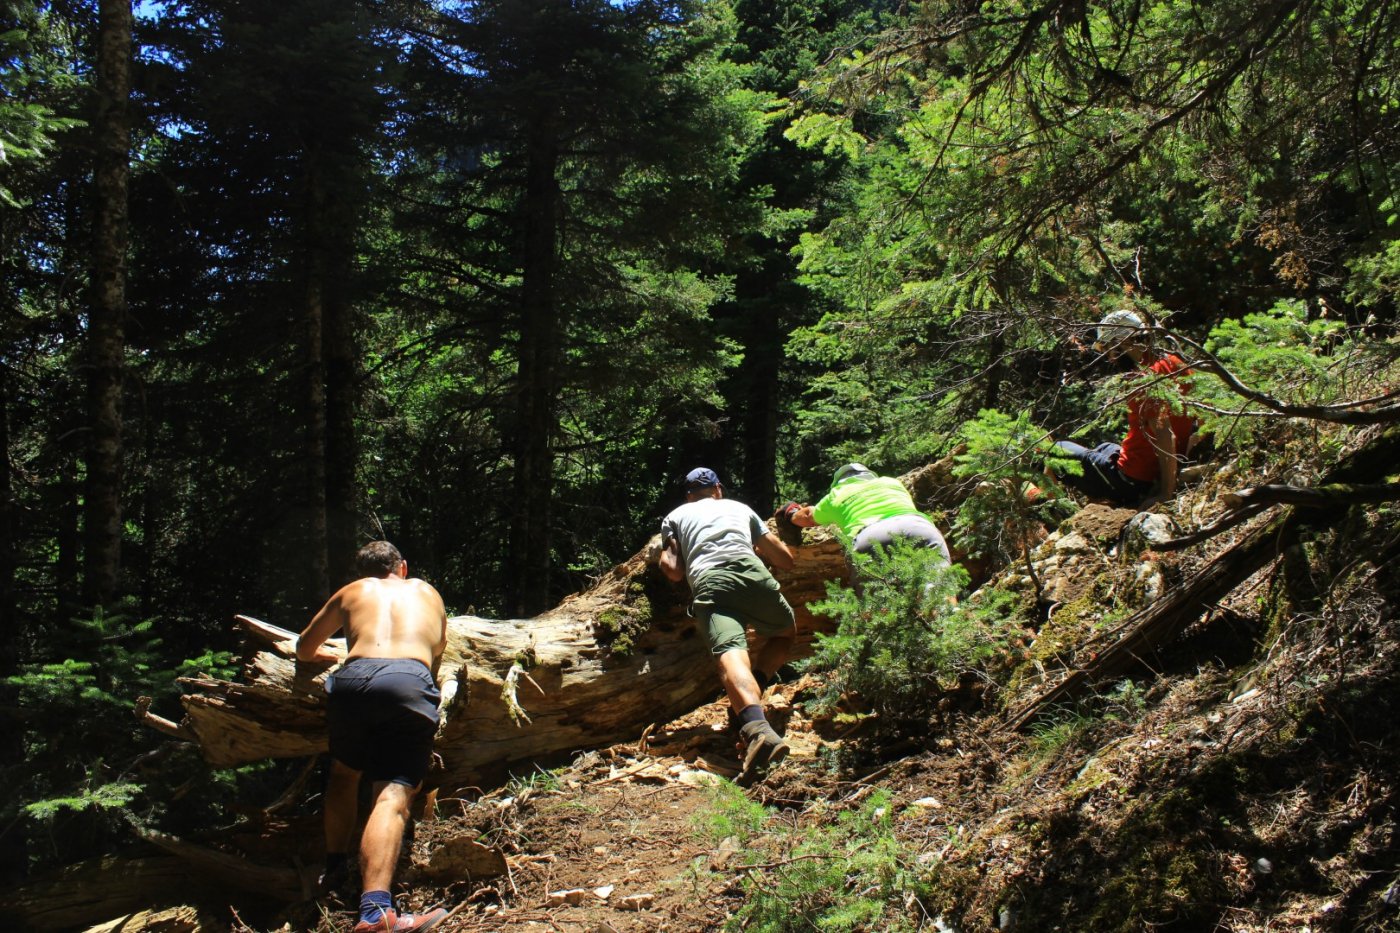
297,591,348,663
1143,406,1180,506
658,540,686,583
755,532,795,571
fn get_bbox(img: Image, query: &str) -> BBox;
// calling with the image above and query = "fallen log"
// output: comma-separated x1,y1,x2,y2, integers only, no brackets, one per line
124,814,307,902
1005,426,1400,730
1003,507,1295,732
167,534,849,791
1155,481,1400,551
13,856,223,931
1219,480,1400,510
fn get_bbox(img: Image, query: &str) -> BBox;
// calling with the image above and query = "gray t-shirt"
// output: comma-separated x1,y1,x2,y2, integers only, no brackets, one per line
660,497,767,591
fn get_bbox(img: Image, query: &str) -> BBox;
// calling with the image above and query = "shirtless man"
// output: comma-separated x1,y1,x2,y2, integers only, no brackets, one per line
297,541,449,933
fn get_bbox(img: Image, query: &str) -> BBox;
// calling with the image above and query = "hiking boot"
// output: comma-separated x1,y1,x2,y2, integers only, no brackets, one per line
352,907,448,933
738,721,789,783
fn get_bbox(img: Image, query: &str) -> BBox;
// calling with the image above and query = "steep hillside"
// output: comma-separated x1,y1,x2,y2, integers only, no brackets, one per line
300,427,1400,932
24,429,1400,933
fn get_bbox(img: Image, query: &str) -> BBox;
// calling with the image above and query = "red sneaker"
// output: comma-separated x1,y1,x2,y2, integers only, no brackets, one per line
352,908,448,933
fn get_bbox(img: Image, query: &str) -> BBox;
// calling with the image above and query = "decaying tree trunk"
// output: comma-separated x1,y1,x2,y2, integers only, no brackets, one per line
13,856,224,931
157,536,849,791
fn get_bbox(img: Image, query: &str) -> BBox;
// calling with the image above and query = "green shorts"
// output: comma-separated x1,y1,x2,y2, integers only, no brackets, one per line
692,555,796,656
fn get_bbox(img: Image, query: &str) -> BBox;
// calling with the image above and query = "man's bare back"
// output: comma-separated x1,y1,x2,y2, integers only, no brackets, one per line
298,561,448,673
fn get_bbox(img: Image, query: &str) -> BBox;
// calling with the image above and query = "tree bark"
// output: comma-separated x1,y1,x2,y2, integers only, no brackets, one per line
300,154,362,595
83,0,132,609
13,856,224,931
300,163,331,605
55,459,82,620
0,366,21,883
735,274,782,505
168,533,849,790
304,135,362,589
322,243,358,589
0,365,13,647
507,129,562,617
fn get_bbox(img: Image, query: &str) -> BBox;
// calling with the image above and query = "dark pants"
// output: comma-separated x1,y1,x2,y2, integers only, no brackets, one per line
326,658,440,787
1054,440,1152,506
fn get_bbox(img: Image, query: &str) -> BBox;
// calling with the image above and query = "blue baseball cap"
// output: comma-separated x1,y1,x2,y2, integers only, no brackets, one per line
684,467,721,489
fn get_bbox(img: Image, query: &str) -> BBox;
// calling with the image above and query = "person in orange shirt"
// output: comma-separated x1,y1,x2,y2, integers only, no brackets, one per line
1052,310,1196,508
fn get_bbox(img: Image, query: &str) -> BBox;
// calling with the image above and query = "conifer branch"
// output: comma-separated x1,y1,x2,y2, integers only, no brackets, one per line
1163,329,1400,425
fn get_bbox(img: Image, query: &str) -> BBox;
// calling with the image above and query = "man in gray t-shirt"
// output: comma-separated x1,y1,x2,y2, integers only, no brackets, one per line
659,467,796,782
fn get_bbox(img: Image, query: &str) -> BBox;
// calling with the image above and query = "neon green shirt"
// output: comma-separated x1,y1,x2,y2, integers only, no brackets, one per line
811,475,919,538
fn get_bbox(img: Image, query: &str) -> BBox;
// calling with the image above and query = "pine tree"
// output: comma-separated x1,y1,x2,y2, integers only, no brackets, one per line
715,0,896,504
131,0,394,613
83,0,132,609
394,0,763,613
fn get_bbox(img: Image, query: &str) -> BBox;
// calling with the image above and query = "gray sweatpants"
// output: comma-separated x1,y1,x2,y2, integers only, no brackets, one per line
851,514,950,562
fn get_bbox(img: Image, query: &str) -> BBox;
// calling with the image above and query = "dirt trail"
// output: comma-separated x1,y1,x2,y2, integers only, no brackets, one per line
299,687,832,932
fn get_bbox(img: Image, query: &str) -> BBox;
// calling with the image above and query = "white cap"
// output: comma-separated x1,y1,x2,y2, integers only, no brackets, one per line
832,463,874,487
1094,309,1145,349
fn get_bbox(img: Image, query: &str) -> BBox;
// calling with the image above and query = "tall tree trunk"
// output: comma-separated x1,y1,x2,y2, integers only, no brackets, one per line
302,274,330,603
739,291,781,505
0,365,13,649
300,165,331,604
982,331,1006,412
138,393,155,619
0,365,19,883
83,0,132,609
508,133,561,616
55,461,81,620
323,275,357,589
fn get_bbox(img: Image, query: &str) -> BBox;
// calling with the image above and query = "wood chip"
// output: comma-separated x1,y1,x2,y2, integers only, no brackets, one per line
617,893,655,911
416,835,507,881
710,835,741,870
693,754,740,778
545,889,587,907
678,769,723,788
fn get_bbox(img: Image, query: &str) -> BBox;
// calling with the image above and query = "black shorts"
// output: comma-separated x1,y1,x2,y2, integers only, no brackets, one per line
326,657,441,787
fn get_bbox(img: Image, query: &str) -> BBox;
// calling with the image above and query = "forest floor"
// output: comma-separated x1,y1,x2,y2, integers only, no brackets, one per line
73,440,1400,933
280,608,1400,933
272,472,1400,932
293,687,831,933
